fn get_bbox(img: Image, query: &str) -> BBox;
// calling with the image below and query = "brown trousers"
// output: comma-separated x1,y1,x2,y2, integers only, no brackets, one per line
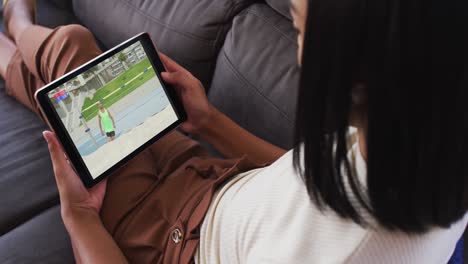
6,24,259,263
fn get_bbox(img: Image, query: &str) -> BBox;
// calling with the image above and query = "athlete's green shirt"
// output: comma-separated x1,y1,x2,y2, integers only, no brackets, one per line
99,109,114,133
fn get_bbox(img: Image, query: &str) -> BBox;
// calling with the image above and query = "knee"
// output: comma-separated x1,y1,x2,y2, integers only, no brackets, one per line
56,24,95,44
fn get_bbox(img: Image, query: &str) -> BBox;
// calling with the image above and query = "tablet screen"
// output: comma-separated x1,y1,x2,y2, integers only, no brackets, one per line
46,41,179,179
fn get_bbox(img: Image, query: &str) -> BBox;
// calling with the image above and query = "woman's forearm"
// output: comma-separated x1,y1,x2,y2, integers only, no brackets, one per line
64,210,128,264
199,107,286,164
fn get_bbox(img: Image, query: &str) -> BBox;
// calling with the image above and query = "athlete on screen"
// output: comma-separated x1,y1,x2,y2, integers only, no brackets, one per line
97,101,116,142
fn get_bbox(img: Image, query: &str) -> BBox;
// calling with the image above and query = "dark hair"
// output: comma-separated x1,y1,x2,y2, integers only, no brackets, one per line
294,0,468,233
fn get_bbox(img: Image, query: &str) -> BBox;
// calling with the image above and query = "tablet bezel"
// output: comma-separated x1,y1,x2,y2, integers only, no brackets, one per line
35,32,187,188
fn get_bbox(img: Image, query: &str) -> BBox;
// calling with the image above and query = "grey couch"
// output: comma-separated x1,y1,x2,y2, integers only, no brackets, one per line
0,0,299,262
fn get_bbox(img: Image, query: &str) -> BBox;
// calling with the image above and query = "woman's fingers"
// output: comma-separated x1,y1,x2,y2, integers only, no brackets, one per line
161,71,191,93
159,52,184,73
43,131,68,185
43,131,83,193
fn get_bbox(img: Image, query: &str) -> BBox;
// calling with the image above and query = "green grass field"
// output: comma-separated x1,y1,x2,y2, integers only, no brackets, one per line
81,58,156,121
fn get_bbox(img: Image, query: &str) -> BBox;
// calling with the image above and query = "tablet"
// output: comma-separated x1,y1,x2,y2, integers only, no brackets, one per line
35,33,186,188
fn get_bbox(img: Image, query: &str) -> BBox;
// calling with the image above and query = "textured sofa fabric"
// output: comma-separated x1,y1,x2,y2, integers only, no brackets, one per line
208,4,300,149
72,0,256,88
0,79,72,263
265,0,293,20
0,76,73,264
36,0,76,27
46,0,73,11
0,207,73,263
0,84,57,235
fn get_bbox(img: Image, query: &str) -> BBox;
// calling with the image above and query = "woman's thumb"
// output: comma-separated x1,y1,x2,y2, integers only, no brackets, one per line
43,131,67,175
43,130,53,140
43,131,84,193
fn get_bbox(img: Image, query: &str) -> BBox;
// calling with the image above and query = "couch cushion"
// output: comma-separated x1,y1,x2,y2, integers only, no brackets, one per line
208,4,300,149
0,81,60,235
265,0,292,20
0,206,73,264
72,0,255,88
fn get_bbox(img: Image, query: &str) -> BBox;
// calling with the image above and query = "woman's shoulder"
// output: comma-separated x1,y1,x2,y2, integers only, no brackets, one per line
216,149,372,262
221,147,467,263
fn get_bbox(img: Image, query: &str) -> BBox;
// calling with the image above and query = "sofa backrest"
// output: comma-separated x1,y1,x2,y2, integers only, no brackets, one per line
208,4,299,149
72,0,255,88
265,0,293,20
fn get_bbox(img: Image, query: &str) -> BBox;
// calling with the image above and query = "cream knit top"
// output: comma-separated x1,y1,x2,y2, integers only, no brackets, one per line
195,140,467,263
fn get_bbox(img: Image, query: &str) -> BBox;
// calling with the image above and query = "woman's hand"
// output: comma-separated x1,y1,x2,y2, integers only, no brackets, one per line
158,54,286,163
43,131,107,226
159,53,214,135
